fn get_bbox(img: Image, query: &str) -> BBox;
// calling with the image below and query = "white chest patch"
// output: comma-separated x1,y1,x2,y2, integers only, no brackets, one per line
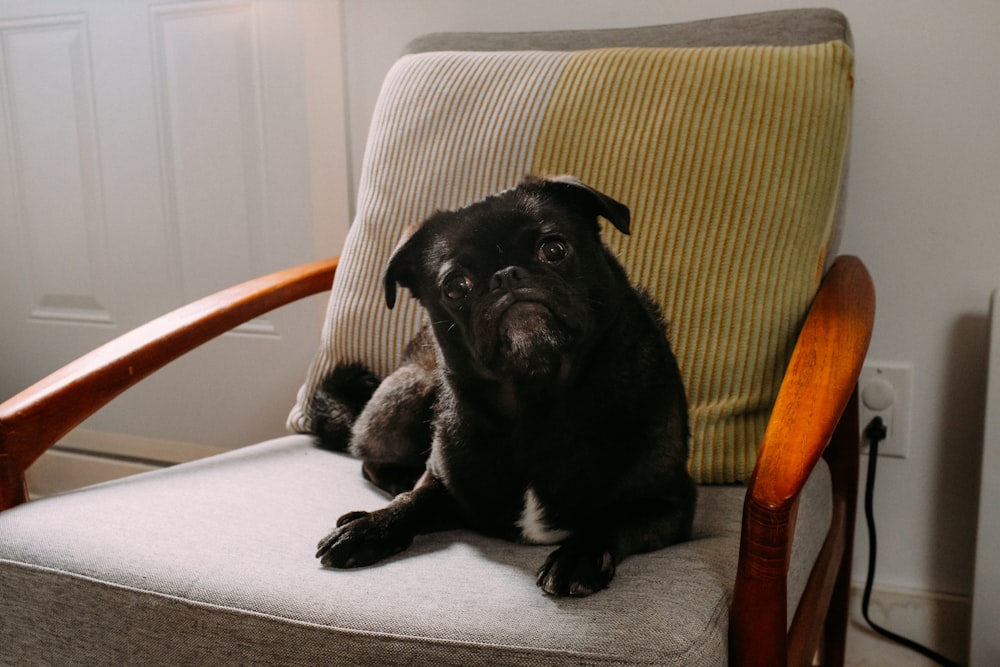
517,487,572,544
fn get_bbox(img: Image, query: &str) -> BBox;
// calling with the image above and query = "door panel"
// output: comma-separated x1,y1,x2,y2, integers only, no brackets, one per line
150,2,273,331
1,13,111,326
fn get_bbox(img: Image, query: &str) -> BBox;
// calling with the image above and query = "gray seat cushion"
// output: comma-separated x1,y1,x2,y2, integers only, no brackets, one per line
0,435,830,666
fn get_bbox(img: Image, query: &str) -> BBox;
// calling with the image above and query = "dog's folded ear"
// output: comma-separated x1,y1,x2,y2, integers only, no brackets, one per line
383,220,425,309
530,174,632,235
383,265,402,310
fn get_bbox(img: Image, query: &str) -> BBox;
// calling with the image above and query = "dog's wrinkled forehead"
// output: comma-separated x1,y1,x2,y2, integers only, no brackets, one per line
384,175,630,309
420,190,548,264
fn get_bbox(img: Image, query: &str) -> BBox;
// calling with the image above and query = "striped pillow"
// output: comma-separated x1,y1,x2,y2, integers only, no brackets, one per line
288,44,854,484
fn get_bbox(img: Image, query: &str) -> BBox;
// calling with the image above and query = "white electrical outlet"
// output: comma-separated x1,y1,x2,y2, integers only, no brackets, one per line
859,361,912,458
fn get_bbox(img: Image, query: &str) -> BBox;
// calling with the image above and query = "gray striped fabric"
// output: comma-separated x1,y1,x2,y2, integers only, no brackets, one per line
288,52,571,431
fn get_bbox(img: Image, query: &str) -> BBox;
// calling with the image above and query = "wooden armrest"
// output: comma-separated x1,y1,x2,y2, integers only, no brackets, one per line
729,255,875,667
0,257,338,510
752,254,874,507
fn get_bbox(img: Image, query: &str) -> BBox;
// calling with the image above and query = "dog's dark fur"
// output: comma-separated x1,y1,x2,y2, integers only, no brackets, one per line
312,175,696,596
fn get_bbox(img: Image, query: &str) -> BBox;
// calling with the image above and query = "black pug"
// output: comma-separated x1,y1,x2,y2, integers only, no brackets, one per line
312,175,696,597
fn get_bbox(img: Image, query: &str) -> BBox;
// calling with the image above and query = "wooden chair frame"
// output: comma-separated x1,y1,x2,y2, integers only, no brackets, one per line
0,253,873,666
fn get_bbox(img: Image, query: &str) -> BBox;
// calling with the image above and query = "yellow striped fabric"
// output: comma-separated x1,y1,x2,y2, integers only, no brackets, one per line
289,43,854,484
530,44,853,481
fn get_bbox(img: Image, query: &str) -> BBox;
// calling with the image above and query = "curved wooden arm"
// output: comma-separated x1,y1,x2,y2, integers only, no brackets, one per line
0,257,338,510
730,255,875,667
752,255,874,507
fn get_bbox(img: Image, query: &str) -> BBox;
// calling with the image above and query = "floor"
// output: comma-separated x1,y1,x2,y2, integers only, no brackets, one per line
844,585,970,666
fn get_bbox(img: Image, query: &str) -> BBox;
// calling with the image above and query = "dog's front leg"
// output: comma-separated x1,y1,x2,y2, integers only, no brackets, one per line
316,471,460,568
536,494,695,597
536,535,618,597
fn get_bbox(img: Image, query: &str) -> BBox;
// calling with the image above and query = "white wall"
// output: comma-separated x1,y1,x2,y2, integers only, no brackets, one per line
339,0,1000,599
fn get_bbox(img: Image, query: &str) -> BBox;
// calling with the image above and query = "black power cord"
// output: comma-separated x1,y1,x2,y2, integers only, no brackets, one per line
861,416,965,667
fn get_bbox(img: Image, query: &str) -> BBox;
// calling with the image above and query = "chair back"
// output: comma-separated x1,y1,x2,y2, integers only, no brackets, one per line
289,9,855,484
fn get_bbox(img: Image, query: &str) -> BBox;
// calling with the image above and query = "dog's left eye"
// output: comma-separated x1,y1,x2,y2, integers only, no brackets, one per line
538,238,569,264
443,272,474,301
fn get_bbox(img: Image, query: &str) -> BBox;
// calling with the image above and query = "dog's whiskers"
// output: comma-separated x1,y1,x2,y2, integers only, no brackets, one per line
432,319,458,334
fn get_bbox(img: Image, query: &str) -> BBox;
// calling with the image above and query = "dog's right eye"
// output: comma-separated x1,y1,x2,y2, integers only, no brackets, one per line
443,273,474,301
538,237,569,264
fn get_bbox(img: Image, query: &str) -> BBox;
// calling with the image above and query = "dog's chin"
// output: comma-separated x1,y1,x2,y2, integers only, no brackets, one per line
492,303,570,378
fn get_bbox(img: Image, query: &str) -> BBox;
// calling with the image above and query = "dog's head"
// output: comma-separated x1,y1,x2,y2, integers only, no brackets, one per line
384,175,631,381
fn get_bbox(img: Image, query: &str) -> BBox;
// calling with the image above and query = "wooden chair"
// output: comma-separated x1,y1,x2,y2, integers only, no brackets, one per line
0,9,872,665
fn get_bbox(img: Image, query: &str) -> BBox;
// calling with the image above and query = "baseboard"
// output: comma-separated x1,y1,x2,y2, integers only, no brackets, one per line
26,449,160,499
54,428,228,464
25,429,228,499
846,583,970,666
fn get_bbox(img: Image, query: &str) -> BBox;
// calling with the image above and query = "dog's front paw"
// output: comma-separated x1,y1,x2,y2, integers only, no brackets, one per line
536,540,616,597
315,509,413,568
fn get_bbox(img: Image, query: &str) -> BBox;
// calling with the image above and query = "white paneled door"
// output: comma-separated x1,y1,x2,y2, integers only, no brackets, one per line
0,0,349,468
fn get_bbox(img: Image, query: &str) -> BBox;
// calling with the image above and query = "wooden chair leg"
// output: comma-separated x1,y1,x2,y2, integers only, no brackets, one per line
0,465,29,511
822,547,852,665
821,388,861,665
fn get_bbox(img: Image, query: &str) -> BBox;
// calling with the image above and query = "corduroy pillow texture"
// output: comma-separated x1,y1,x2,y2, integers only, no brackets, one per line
288,43,854,483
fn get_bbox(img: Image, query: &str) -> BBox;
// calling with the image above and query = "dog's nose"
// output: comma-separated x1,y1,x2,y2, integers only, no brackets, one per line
491,266,525,292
